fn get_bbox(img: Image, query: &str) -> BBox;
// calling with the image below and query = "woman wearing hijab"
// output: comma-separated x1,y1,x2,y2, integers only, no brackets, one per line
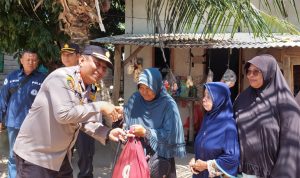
234,54,300,178
124,68,186,178
189,82,240,178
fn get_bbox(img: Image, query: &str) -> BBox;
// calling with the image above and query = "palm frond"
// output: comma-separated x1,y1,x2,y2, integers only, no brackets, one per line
146,0,300,38
261,0,299,22
260,10,300,35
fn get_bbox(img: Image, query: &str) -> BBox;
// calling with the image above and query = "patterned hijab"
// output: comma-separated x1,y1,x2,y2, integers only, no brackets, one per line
124,68,186,158
234,54,300,177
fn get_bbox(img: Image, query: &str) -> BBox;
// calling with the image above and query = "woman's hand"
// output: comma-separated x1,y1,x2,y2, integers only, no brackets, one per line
193,159,208,172
100,102,123,122
189,158,199,174
130,124,146,137
115,106,124,119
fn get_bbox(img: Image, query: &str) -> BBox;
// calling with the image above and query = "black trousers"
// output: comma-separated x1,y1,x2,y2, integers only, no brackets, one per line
76,131,95,178
15,153,73,178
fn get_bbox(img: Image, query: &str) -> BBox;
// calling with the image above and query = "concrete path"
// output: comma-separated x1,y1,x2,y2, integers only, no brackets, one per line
0,130,193,178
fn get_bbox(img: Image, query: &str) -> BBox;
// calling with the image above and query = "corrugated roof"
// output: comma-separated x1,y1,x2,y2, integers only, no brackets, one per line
90,33,300,48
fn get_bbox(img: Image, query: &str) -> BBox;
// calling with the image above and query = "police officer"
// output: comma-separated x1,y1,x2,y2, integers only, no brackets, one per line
60,43,81,67
60,42,98,178
0,50,47,178
13,45,126,178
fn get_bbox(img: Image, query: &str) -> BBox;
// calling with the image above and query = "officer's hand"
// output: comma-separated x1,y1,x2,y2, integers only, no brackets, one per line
115,106,124,120
100,102,119,122
109,128,127,142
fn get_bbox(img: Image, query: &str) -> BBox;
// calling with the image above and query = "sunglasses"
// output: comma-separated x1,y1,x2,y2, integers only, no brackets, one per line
246,69,261,76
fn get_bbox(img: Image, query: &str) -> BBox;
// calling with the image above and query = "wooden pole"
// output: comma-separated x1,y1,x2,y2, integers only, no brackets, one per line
112,45,122,105
123,46,144,65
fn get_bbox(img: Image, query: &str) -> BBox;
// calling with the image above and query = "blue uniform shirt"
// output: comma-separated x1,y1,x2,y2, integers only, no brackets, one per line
0,69,46,128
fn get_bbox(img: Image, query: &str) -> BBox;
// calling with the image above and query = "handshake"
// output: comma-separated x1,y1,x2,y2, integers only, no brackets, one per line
100,102,147,142
100,102,124,122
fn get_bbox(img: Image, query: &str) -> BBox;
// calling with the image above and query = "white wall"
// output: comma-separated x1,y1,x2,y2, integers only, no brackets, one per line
125,0,154,34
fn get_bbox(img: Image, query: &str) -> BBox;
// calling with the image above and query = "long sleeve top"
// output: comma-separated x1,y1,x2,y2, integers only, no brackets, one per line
0,69,46,128
14,66,110,171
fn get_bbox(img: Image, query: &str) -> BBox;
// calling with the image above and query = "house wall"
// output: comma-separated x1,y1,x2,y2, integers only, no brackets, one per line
283,47,300,94
125,0,154,34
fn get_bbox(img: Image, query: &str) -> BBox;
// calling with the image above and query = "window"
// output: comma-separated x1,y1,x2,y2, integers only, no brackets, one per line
293,65,300,96
154,48,170,79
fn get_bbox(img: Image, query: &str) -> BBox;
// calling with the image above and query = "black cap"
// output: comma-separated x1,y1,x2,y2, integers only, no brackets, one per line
61,43,80,54
82,45,112,68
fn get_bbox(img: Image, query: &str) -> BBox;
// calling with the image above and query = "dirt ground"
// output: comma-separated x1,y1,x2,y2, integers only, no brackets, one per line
0,130,193,178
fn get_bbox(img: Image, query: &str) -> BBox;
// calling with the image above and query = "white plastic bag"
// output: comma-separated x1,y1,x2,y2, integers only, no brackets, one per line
221,69,237,88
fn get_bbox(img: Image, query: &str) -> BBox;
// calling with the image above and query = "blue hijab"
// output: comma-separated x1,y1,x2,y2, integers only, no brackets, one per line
124,68,186,158
194,82,239,178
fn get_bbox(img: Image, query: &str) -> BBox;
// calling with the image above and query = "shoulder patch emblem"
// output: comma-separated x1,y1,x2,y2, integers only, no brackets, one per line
105,51,110,58
66,75,75,90
3,79,8,85
31,89,38,96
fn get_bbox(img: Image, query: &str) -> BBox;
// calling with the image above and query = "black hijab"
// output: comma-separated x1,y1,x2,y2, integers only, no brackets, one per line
233,54,300,178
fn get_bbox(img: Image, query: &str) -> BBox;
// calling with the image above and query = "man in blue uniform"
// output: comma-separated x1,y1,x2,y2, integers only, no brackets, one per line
0,50,47,178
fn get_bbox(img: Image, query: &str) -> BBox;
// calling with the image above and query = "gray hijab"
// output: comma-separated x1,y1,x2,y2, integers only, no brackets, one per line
233,54,300,178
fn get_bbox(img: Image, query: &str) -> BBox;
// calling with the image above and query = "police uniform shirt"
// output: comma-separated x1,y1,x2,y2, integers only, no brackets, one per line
0,69,46,128
14,66,110,171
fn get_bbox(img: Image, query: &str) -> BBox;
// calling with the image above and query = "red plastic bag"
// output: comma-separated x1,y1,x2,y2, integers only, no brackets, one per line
112,138,150,178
